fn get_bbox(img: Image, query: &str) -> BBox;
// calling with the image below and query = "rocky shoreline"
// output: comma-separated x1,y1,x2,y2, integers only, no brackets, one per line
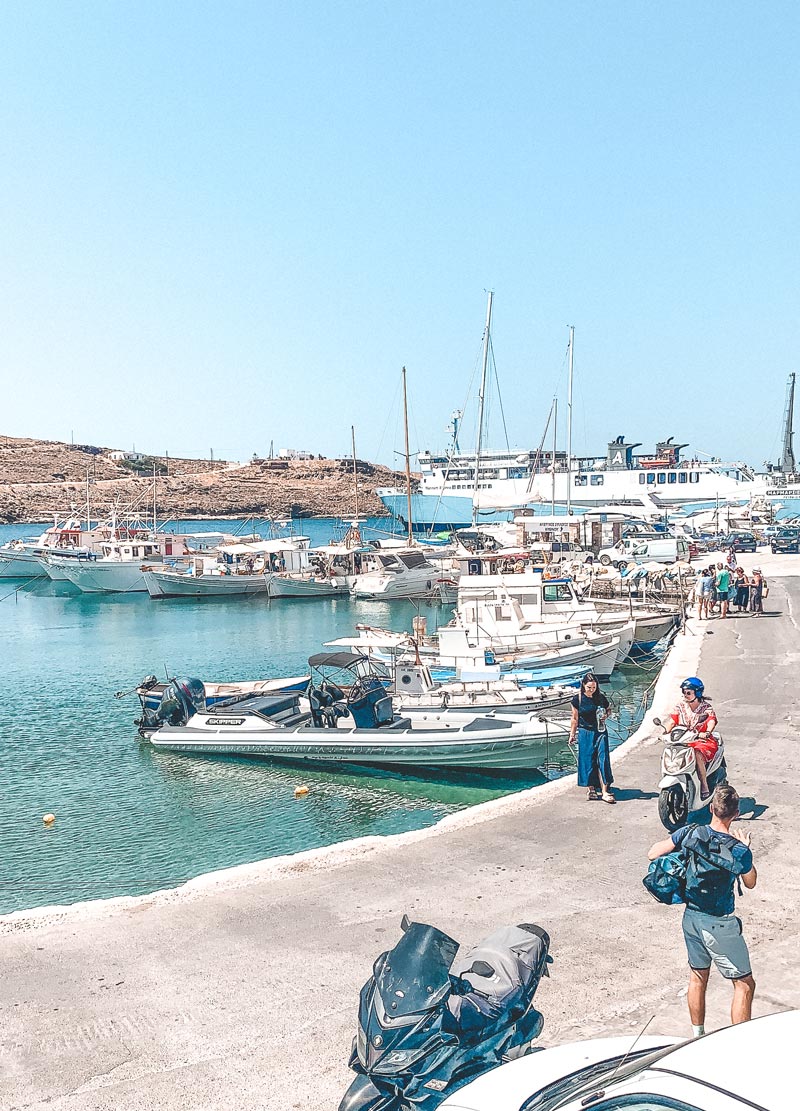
0,436,410,523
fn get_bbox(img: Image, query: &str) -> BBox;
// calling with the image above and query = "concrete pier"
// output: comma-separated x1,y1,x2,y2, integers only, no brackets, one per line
2,570,799,1110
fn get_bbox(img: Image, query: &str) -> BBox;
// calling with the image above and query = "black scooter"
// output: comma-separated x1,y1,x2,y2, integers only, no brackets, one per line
340,916,552,1110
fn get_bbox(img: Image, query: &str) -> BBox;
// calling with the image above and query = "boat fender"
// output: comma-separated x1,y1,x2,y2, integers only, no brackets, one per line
294,785,309,799
43,813,56,826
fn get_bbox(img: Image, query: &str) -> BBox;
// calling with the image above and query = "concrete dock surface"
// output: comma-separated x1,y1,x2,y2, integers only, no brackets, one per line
2,567,799,1110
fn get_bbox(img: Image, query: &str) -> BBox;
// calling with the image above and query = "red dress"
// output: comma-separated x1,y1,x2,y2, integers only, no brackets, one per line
668,699,719,762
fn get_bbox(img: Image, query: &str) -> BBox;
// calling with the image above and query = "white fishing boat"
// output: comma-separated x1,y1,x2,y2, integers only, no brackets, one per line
0,517,115,579
146,653,570,771
328,622,625,683
392,659,574,716
144,538,311,598
50,533,200,593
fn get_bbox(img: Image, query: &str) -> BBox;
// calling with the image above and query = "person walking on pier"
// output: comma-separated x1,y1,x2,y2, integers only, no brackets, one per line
715,563,731,619
569,672,615,803
749,568,768,616
697,567,714,620
733,567,750,613
648,784,757,1036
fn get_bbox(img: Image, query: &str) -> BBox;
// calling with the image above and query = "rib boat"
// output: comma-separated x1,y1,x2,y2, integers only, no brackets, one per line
145,653,571,771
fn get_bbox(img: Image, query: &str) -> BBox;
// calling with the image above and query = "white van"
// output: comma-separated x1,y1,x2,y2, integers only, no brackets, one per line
598,536,689,567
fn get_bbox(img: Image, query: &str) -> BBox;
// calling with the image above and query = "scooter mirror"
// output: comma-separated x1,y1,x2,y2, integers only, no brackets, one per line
653,716,662,727
400,914,411,933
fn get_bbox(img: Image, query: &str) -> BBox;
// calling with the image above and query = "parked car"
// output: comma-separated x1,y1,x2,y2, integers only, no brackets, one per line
440,1009,798,1111
726,531,758,553
771,528,800,553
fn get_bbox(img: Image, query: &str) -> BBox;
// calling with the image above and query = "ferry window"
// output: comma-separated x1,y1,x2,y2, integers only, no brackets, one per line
590,475,604,486
639,474,646,485
543,584,572,603
657,473,666,484
678,472,688,484
575,475,588,487
646,474,655,485
689,472,700,484
668,473,677,484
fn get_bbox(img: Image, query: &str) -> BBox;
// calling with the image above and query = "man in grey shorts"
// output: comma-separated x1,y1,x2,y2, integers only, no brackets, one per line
648,784,757,1036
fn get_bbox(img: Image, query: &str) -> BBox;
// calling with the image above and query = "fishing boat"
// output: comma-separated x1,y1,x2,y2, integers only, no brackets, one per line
145,653,571,771
144,537,311,598
391,659,574,715
0,517,116,579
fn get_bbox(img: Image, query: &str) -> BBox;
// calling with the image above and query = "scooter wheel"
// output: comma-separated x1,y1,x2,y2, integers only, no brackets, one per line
659,785,688,831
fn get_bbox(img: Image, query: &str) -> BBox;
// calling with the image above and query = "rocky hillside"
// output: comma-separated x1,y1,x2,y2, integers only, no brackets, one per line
0,436,412,523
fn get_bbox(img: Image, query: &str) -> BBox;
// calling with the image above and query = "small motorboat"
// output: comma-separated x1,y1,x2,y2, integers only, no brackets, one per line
144,653,571,771
122,673,311,734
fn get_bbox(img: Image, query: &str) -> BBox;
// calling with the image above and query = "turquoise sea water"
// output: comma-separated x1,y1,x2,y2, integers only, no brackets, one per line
0,518,656,915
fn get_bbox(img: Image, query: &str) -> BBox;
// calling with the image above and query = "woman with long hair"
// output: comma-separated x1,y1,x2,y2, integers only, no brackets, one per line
569,672,615,803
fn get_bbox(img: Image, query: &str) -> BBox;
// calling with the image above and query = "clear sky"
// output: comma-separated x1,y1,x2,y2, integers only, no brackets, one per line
1,2,798,468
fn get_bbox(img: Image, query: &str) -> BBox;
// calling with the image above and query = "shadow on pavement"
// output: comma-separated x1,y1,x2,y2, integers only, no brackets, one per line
612,788,659,802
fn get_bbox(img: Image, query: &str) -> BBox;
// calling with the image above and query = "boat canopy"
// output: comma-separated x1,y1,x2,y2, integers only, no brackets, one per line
220,538,310,555
307,651,372,669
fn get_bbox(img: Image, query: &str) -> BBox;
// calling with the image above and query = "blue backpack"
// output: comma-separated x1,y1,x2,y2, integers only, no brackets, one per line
643,825,747,913
643,843,692,906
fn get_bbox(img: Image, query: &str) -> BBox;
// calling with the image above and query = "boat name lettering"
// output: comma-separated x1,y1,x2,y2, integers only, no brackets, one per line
207,717,245,726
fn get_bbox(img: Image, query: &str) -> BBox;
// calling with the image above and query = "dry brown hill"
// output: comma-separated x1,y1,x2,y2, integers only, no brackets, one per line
0,436,412,523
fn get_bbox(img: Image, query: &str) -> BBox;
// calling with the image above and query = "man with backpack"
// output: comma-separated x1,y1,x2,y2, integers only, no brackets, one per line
647,784,757,1036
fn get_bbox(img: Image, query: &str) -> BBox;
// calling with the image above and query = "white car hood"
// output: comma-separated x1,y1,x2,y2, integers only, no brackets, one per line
439,1035,677,1110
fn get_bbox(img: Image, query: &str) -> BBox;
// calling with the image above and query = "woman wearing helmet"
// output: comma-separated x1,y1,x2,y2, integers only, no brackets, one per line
666,677,718,800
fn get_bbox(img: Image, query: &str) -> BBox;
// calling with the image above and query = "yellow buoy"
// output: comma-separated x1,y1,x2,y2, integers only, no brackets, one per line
43,813,56,826
294,785,309,799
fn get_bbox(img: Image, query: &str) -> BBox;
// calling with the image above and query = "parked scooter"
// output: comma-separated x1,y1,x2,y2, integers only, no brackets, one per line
653,716,727,831
339,916,552,1111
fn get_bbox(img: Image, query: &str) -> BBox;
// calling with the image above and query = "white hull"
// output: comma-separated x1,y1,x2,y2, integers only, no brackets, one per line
145,569,273,597
351,571,444,600
268,574,350,598
150,710,566,770
0,549,46,578
58,560,159,593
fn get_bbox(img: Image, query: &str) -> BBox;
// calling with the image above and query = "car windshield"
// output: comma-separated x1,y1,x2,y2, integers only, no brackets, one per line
520,1043,682,1111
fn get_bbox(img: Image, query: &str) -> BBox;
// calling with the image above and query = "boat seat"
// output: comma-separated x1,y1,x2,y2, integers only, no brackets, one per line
218,693,301,718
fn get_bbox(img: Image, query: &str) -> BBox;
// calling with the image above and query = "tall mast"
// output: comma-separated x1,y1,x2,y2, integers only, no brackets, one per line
153,462,157,533
781,372,796,473
351,425,360,521
472,290,494,526
402,367,413,544
85,464,91,530
551,397,557,516
566,325,575,516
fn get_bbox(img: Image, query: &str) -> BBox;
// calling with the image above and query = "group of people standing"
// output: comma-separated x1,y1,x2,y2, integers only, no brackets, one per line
695,560,768,619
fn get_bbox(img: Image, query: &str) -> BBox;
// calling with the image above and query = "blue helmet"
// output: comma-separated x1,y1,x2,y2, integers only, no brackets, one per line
680,676,704,698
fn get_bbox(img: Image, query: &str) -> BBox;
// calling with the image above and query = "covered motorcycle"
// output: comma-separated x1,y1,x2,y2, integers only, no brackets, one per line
340,916,552,1110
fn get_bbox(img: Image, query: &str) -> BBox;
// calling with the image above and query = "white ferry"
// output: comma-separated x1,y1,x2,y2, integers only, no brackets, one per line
377,436,765,531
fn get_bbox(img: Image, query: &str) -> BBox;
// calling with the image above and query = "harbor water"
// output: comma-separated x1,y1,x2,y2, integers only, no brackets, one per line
0,518,661,915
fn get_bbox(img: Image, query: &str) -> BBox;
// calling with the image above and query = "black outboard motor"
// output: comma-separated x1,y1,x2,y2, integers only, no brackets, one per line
156,678,206,728
340,917,551,1111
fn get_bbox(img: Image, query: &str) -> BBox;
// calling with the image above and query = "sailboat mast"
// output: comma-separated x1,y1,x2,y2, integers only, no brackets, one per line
153,463,157,533
402,367,413,544
551,397,557,516
351,426,360,521
472,290,494,527
86,464,91,530
566,325,575,516
781,372,796,473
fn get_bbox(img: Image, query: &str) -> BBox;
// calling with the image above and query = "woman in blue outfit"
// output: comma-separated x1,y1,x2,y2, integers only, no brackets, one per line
569,672,615,803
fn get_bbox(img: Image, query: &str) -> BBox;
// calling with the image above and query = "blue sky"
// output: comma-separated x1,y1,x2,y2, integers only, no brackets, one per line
1,2,798,468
